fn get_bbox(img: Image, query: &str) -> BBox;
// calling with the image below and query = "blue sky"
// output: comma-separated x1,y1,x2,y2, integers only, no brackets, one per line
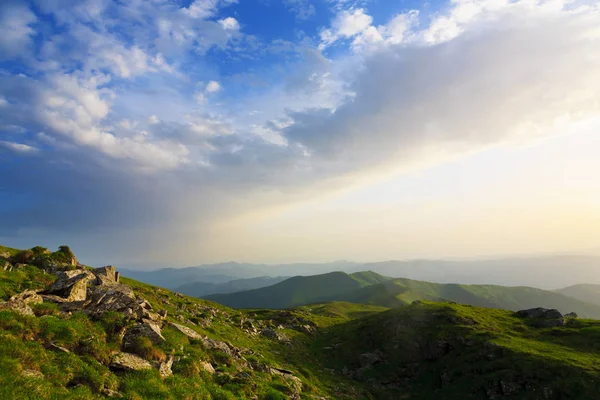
1,0,600,267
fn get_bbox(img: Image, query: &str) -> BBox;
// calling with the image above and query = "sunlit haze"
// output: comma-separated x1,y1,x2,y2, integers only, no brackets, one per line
1,0,599,267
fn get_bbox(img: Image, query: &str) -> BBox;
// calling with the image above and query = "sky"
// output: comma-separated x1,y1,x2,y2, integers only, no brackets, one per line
1,0,599,268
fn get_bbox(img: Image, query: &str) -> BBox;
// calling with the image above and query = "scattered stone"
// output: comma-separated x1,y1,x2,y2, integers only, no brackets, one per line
47,343,71,353
269,367,303,395
109,352,153,371
159,355,174,378
200,361,216,374
101,388,122,398
169,322,202,339
10,290,43,305
359,352,383,368
21,369,44,379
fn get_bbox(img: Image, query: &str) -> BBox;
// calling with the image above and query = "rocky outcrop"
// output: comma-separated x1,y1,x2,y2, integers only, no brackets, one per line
269,367,303,397
564,312,578,319
43,270,95,302
200,361,216,374
84,283,138,318
1,260,12,271
515,308,565,327
109,352,153,371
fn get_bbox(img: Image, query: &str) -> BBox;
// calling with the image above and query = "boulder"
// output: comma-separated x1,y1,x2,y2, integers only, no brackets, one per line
109,352,152,371
269,367,303,395
359,352,383,368
169,322,202,340
122,321,165,351
0,300,35,316
515,308,564,327
44,270,95,301
564,312,579,319
93,266,119,285
10,290,43,305
84,283,138,318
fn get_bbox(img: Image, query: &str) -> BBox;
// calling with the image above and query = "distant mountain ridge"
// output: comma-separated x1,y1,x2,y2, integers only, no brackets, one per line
555,284,600,306
122,255,600,290
206,272,600,318
174,276,289,297
205,271,392,309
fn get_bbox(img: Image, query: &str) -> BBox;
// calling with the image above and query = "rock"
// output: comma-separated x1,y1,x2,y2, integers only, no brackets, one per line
47,343,71,353
200,361,215,374
515,308,564,327
1,260,12,271
21,369,44,379
93,266,119,285
100,388,122,398
359,352,383,368
122,321,165,351
84,283,138,318
564,312,579,319
269,367,303,395
0,291,41,316
10,290,43,305
159,355,174,378
44,270,95,301
10,250,35,265
500,380,521,395
109,352,153,371
169,322,202,340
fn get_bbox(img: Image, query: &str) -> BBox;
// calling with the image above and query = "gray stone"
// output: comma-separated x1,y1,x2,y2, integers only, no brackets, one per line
516,308,564,327
564,312,579,319
84,283,138,318
169,322,202,339
122,321,165,351
158,355,174,378
44,270,95,301
200,361,215,374
10,290,43,305
93,266,119,285
109,352,152,371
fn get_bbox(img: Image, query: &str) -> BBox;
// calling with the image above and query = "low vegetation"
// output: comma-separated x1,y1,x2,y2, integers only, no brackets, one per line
2,244,600,399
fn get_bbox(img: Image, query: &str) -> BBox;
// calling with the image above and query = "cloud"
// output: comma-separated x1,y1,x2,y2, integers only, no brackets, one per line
0,141,38,153
1,0,600,265
219,17,240,31
284,0,316,20
0,1,37,60
205,81,222,93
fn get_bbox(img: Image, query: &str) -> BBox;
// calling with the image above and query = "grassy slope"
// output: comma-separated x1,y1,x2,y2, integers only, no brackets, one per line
314,301,600,399
555,284,600,307
0,262,385,400
205,271,389,309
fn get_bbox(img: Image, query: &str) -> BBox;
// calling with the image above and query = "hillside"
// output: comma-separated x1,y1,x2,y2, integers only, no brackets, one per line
174,276,289,298
207,274,600,318
3,244,600,399
205,271,391,309
555,284,600,307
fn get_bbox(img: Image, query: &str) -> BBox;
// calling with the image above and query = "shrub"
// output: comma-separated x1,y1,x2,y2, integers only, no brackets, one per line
10,250,34,265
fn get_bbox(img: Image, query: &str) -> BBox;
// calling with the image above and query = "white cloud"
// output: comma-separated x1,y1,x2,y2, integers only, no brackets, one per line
0,2,37,60
149,115,160,125
320,8,373,48
284,0,316,20
205,81,222,93
0,141,38,153
219,17,240,31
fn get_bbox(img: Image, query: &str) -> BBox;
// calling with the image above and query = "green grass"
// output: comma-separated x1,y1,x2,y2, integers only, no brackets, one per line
4,244,600,399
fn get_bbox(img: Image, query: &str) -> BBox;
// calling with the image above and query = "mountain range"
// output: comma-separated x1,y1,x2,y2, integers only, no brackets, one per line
205,271,600,318
122,255,600,290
